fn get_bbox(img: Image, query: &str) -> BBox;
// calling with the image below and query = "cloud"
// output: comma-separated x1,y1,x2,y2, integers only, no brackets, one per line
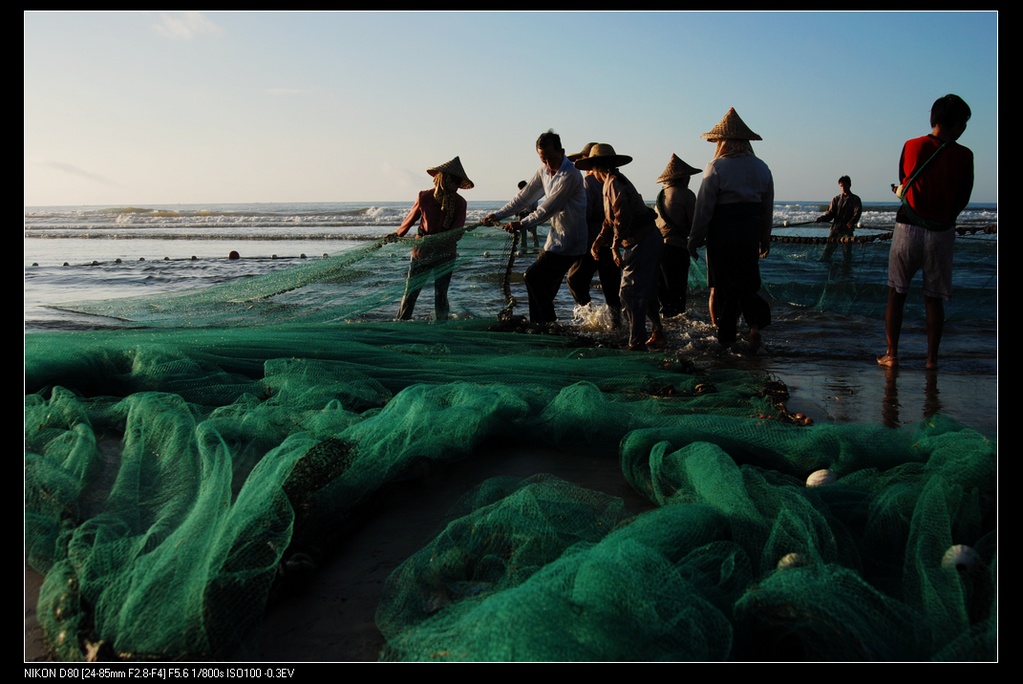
378,162,422,194
153,12,223,40
37,161,116,187
264,88,318,97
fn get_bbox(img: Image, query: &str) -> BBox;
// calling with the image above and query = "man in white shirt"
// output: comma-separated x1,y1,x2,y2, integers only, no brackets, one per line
484,129,589,324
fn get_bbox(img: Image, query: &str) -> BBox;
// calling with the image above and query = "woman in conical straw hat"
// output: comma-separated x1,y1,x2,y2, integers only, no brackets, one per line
653,153,702,318
395,156,474,321
686,108,774,353
575,143,664,351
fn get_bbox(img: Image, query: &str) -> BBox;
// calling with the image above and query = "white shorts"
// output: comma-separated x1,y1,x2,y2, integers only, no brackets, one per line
887,222,955,301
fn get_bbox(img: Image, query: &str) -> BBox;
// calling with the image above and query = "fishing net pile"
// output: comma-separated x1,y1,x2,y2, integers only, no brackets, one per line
25,224,996,661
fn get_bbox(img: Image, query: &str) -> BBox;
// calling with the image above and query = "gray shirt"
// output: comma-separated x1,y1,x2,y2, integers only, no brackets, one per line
689,155,774,250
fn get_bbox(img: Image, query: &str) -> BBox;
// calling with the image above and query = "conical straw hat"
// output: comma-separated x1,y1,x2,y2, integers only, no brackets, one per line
700,107,762,142
656,153,702,183
427,156,474,189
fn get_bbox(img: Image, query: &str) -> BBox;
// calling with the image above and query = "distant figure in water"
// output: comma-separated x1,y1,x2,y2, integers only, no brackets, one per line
515,180,540,250
228,250,240,260
878,94,974,371
688,107,774,353
816,175,862,264
395,156,474,321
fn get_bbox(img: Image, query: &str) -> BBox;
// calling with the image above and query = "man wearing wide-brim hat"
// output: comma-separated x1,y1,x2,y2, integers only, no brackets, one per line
687,108,774,352
653,153,702,318
575,143,665,351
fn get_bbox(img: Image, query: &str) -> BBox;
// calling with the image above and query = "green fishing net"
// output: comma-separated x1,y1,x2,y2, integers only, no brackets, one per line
25,226,996,661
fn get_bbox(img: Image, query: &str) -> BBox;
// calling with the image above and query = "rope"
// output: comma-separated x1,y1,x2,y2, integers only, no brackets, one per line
768,223,996,244
497,223,520,321
772,220,818,228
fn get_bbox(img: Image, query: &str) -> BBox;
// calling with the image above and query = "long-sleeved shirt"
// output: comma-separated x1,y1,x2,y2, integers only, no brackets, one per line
655,184,696,248
688,155,774,250
594,171,658,249
493,156,588,256
817,192,862,231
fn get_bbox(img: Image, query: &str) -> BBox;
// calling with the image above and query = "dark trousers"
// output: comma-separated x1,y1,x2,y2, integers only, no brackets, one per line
706,204,771,346
523,250,579,323
398,255,454,320
820,225,853,262
620,235,663,347
657,242,691,317
566,245,622,312
518,224,539,248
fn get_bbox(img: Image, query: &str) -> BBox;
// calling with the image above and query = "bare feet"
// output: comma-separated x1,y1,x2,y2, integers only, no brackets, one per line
925,359,939,371
748,327,762,354
876,353,898,368
646,330,666,350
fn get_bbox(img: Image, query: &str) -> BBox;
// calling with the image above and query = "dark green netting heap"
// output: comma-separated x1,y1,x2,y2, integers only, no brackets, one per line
25,227,996,661
375,416,995,662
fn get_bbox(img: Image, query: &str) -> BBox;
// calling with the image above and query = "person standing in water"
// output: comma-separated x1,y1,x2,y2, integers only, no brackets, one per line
515,179,540,251
566,141,623,329
688,107,774,353
653,153,702,318
816,175,862,264
575,143,664,351
483,129,588,325
395,156,474,321
878,94,974,371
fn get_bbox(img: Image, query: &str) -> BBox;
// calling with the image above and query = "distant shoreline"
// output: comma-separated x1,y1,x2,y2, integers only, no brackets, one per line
24,201,998,212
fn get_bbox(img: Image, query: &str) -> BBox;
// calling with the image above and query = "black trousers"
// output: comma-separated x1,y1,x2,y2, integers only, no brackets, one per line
657,242,691,317
566,245,622,311
523,250,580,323
706,203,771,346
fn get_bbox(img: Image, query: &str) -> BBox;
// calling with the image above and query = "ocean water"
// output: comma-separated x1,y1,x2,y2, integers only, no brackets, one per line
24,200,998,435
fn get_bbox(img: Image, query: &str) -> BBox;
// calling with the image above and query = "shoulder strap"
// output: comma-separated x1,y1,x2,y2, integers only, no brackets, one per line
904,140,950,190
898,141,955,231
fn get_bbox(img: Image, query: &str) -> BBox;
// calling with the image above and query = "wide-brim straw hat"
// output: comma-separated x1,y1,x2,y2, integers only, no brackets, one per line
567,142,599,162
573,143,633,171
700,107,762,142
427,156,474,189
656,153,702,183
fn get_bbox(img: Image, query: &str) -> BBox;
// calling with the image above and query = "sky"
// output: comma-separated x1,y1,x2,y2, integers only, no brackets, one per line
24,10,998,207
